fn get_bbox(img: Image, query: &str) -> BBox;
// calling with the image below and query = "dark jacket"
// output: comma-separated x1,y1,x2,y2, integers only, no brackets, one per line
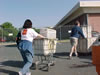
16,31,21,45
71,26,85,38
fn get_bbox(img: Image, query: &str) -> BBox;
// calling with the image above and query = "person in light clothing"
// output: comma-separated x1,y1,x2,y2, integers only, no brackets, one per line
17,19,45,75
69,20,85,59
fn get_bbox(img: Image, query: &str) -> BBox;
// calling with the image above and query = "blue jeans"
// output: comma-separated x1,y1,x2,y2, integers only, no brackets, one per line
20,50,33,75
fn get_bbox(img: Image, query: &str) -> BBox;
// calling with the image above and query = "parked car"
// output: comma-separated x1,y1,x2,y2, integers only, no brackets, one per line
92,31,100,37
0,38,6,42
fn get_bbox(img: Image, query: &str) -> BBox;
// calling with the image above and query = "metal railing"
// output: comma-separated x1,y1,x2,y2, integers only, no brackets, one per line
55,25,95,40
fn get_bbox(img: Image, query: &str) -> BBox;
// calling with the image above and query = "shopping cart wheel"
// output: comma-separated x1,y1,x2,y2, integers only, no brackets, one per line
46,64,49,71
35,61,40,69
50,62,55,66
49,61,55,66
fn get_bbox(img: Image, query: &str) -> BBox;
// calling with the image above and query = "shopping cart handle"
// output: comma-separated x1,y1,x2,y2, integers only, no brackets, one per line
34,38,48,40
34,38,57,40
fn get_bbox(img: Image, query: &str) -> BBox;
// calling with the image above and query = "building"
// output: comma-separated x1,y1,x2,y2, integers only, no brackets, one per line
54,1,100,39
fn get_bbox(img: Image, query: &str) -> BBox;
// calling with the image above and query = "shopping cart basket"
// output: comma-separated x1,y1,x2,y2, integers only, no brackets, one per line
33,38,57,71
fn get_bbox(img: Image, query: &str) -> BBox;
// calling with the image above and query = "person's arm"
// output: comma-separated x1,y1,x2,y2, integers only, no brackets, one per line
78,27,85,38
31,29,46,39
35,34,46,39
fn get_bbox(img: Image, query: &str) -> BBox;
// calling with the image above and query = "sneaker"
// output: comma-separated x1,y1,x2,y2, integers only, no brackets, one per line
18,71,23,75
26,72,31,75
69,56,72,59
76,54,78,57
67,56,72,60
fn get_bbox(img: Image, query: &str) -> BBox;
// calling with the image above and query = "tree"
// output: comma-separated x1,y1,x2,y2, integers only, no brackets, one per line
2,22,14,28
0,29,2,37
33,28,40,33
1,22,18,42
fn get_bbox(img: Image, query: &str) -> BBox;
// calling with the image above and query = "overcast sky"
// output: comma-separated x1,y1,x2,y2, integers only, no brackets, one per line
0,0,80,28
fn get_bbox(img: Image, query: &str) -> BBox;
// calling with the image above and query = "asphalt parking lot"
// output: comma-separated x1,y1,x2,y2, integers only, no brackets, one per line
0,42,97,75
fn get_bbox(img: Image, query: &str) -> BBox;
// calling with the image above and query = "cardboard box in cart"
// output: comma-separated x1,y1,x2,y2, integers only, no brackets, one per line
40,28,56,39
34,39,57,56
33,28,57,70
34,28,57,55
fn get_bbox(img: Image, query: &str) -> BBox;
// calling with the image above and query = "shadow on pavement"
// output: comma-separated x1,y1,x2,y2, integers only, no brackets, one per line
54,52,92,61
69,58,93,68
80,61,93,66
0,68,18,75
1,60,23,68
69,63,93,68
53,52,69,59
78,55,92,60
5,44,17,47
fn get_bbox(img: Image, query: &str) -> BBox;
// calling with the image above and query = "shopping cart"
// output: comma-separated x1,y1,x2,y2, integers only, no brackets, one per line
33,38,57,71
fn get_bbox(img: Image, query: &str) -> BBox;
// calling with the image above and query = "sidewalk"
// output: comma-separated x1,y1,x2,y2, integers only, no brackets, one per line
0,42,16,46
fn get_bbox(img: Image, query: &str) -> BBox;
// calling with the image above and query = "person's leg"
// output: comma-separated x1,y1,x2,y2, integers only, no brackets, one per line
74,45,78,57
69,38,75,58
74,39,78,57
20,50,27,64
69,46,75,58
19,50,27,75
20,51,33,75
